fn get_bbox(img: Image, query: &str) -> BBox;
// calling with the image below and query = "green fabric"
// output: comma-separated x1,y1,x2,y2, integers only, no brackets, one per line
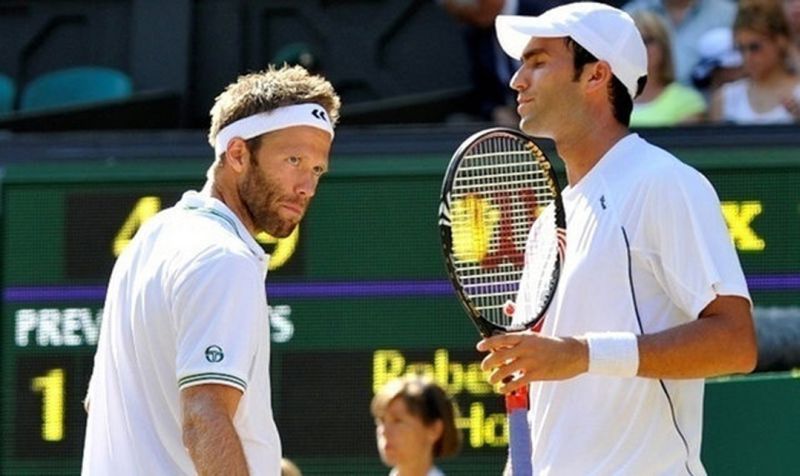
631,82,707,127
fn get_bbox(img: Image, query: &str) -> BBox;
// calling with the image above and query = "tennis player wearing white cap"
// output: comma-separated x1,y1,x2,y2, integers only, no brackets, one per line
82,65,340,475
477,3,756,475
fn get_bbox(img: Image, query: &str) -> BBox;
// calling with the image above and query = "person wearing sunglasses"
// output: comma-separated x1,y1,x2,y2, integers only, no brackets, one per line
710,0,800,124
622,0,737,85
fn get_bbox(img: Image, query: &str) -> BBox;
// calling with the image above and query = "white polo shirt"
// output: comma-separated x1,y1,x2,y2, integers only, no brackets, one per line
523,134,749,475
82,191,280,475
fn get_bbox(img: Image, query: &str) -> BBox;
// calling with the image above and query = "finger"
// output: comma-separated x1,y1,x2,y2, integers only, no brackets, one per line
488,357,530,386
476,333,523,352
498,372,531,394
480,347,512,372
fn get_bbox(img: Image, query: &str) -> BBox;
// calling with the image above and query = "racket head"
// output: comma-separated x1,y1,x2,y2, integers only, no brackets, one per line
439,127,566,337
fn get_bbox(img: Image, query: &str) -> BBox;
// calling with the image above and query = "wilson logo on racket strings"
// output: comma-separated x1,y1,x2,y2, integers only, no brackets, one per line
447,190,542,268
452,194,500,263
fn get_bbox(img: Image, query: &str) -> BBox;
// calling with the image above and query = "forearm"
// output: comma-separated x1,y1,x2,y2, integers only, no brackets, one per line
183,410,249,476
479,297,757,392
636,312,757,379
181,384,249,476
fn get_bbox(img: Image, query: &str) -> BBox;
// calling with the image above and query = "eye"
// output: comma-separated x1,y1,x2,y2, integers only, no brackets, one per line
287,156,301,166
312,165,327,177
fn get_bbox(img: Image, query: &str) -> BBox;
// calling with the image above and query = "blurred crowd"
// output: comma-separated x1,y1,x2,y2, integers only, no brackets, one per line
439,0,800,127
5,0,799,129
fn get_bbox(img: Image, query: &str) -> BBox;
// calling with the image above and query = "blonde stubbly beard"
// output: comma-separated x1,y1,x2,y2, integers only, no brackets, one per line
238,156,302,238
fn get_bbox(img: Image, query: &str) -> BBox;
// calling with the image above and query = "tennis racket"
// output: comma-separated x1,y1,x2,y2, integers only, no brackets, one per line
438,127,565,475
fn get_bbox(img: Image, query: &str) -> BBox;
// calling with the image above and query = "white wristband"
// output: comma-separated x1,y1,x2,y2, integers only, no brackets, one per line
585,332,639,377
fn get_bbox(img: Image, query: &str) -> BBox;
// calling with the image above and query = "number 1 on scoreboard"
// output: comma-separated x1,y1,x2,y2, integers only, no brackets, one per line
31,368,65,442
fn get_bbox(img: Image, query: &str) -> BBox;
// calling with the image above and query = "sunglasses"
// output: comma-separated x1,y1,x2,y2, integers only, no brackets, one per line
736,41,764,54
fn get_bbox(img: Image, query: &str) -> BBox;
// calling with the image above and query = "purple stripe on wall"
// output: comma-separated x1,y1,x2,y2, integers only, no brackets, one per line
2,275,798,303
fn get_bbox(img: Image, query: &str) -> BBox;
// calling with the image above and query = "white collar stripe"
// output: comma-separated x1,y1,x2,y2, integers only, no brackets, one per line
214,103,334,156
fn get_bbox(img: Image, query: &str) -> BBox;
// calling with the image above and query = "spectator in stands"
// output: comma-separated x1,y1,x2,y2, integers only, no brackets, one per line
781,0,800,70
691,27,745,101
623,0,737,84
630,10,707,126
439,0,564,126
371,375,461,476
710,0,800,124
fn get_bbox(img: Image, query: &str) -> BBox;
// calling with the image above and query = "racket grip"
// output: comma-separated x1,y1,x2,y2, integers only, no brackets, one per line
508,405,533,476
505,387,529,411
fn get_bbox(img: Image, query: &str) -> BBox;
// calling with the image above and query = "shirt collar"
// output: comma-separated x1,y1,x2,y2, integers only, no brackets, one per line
562,133,641,197
176,190,268,264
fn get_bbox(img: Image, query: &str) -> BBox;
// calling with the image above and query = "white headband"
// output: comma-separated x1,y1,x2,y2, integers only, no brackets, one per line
214,103,334,156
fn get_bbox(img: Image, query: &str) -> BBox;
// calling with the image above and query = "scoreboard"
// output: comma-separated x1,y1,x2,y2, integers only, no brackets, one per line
1,138,800,475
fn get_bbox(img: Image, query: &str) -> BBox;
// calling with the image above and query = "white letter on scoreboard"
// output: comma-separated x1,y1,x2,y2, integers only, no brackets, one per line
15,309,38,346
37,309,63,346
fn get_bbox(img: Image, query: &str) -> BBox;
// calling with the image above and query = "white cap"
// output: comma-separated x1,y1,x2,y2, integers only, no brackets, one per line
495,2,647,100
691,27,742,86
698,27,742,68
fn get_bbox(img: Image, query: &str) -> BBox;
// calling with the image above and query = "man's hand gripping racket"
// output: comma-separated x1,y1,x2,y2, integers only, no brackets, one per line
438,128,565,475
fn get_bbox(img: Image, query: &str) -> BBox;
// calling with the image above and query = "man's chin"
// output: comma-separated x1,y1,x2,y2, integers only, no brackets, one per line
262,221,297,239
519,116,535,131
520,120,552,140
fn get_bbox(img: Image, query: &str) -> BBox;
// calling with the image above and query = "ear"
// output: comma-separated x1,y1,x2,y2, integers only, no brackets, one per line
427,419,444,445
224,138,249,173
584,61,614,96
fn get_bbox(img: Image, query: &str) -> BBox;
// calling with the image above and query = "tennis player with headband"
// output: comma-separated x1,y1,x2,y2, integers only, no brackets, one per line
82,65,340,475
476,3,756,474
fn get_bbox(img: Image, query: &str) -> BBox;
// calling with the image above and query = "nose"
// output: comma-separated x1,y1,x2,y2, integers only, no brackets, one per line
510,65,526,93
376,422,393,443
295,172,318,198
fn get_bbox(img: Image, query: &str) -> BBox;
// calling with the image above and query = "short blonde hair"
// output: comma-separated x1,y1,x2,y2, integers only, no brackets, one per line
207,65,341,151
631,10,675,85
371,375,462,459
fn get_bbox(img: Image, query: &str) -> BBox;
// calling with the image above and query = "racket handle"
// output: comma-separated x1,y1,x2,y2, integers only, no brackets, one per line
508,405,533,475
505,387,528,411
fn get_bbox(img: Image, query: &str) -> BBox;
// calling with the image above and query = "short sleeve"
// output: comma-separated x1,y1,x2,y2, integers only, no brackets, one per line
644,164,751,318
172,248,266,393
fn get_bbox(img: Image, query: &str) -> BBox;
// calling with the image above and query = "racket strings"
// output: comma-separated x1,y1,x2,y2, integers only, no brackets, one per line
448,135,559,329
512,206,559,327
